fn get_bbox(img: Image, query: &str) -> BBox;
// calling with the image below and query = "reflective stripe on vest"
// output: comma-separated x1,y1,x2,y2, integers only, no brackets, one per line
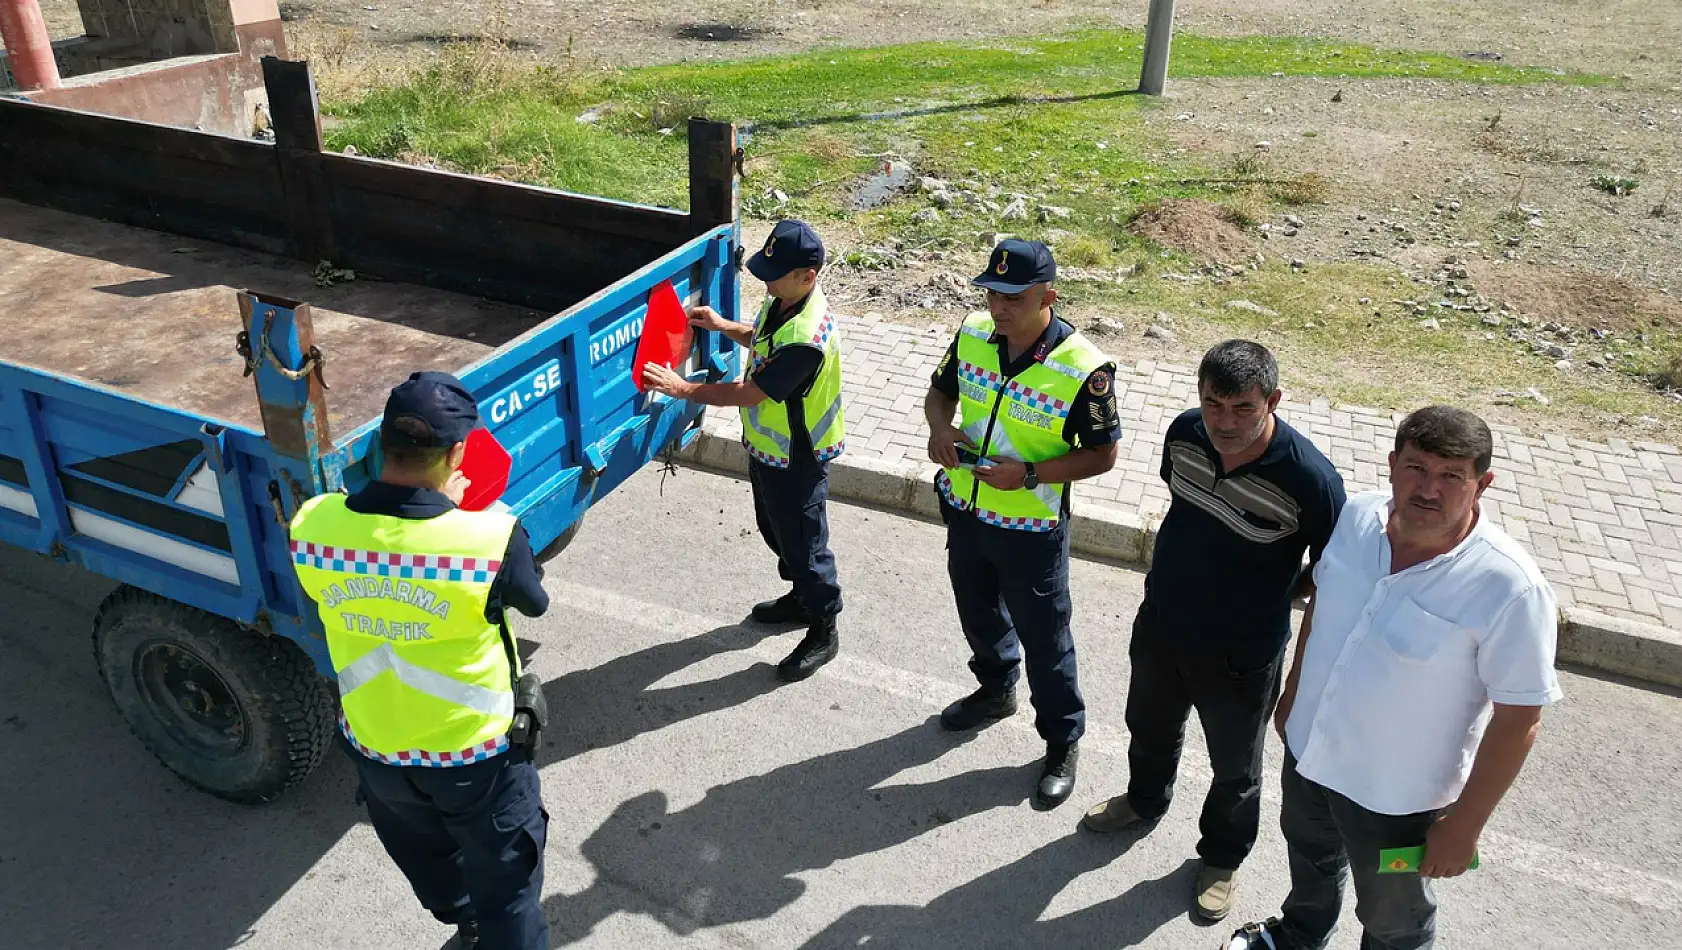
334,642,515,717
741,285,847,467
289,493,518,767
937,312,1109,531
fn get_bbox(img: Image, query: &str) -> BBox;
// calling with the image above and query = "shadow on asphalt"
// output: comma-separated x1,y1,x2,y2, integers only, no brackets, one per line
0,546,364,950
535,618,785,767
4,545,1185,950
791,846,1198,949
538,710,1177,946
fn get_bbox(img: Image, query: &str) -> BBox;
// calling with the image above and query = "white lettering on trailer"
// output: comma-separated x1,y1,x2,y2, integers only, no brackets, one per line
487,362,567,426
589,318,645,364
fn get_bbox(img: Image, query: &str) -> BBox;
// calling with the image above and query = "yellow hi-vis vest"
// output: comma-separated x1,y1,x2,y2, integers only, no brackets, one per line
741,285,846,468
936,312,1109,531
289,493,518,767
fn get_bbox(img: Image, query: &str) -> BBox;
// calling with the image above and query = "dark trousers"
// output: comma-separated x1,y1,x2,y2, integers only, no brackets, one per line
749,458,842,620
942,499,1084,745
1123,602,1283,869
351,744,551,950
1277,752,1441,950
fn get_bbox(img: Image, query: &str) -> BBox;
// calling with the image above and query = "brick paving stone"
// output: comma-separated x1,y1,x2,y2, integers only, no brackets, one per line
1628,585,1668,615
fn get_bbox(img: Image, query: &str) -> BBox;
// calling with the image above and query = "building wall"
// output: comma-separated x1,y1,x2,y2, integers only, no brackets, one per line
22,17,286,136
72,0,238,56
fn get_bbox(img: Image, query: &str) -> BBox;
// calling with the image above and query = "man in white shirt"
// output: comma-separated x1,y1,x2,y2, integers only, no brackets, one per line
1226,405,1563,950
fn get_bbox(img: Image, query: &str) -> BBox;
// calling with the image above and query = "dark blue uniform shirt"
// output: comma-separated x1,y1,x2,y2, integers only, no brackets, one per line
346,481,550,624
930,312,1123,449
749,293,825,465
1146,409,1345,662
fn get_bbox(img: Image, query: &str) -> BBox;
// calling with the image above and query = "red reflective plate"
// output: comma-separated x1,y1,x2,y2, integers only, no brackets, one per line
632,279,693,392
457,428,511,511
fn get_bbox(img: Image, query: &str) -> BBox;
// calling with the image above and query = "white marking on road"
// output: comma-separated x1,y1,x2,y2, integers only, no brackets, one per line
552,580,961,711
1474,831,1682,913
551,580,1682,913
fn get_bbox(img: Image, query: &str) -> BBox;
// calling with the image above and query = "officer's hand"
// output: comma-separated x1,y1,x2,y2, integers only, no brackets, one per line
927,424,973,469
642,362,691,397
444,470,472,506
975,459,1027,490
688,306,734,334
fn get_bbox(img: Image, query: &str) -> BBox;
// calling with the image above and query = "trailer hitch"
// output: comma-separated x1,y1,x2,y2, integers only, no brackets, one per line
236,308,330,391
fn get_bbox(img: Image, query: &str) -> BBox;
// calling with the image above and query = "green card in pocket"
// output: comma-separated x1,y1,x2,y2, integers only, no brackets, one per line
1377,845,1480,874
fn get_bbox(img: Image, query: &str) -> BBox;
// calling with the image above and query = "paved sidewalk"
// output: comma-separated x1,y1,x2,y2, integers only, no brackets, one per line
685,311,1682,684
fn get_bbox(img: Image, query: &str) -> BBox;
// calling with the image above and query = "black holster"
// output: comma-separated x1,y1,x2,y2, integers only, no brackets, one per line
509,672,547,753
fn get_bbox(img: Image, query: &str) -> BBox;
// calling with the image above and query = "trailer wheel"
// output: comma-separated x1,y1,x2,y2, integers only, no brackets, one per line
537,513,585,563
93,586,334,804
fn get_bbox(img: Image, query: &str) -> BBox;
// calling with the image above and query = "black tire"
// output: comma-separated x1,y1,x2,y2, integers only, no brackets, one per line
92,586,334,804
537,513,585,563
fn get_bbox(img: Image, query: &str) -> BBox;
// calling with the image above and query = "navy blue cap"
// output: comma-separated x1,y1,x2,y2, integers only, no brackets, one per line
381,371,480,448
973,239,1057,293
747,219,825,281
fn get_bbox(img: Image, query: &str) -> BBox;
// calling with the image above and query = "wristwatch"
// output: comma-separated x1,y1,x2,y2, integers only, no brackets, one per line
1023,463,1039,490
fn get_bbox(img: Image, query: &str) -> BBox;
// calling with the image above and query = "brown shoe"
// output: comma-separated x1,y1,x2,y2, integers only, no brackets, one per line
1195,864,1239,921
1080,795,1152,834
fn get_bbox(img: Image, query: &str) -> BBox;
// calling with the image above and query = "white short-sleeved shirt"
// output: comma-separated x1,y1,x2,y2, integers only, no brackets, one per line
1285,489,1564,816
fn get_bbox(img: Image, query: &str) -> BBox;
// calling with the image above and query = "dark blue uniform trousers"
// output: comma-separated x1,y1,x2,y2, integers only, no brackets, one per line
350,743,550,950
749,457,843,620
941,497,1085,745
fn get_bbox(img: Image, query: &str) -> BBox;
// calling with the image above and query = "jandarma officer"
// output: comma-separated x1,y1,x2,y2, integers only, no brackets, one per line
289,372,552,950
923,238,1122,809
643,219,848,683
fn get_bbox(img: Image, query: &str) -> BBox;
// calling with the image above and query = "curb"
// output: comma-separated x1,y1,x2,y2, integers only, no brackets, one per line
1557,608,1682,690
675,428,1682,692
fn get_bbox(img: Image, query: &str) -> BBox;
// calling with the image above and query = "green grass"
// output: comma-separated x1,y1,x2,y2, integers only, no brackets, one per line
319,28,1672,430
323,28,1604,212
595,30,1605,128
1058,260,1682,430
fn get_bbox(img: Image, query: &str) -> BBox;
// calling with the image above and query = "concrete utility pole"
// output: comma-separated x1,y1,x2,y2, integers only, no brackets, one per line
0,0,61,91
1139,0,1176,96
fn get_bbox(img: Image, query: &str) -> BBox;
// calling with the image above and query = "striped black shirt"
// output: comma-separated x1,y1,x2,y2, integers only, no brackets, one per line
1145,408,1346,660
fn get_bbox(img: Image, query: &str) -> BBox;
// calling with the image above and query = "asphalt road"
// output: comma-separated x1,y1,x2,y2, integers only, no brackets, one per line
1,466,1676,949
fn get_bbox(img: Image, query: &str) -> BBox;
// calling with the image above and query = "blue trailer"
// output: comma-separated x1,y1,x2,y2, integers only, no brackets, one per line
0,58,744,802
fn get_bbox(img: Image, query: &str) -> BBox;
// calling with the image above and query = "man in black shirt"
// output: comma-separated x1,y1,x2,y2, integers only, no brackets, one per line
1080,341,1346,922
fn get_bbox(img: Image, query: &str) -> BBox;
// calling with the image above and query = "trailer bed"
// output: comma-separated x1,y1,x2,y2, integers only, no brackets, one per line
0,199,551,435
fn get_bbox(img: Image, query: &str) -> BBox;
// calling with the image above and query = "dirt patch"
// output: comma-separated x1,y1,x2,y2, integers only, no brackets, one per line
858,271,976,314
673,23,774,42
1127,199,1257,265
1468,263,1682,333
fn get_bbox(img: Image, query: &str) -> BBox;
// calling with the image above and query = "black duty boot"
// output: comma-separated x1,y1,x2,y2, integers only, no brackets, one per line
939,686,1018,731
751,590,807,626
776,620,838,682
455,920,480,949
1035,742,1079,810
